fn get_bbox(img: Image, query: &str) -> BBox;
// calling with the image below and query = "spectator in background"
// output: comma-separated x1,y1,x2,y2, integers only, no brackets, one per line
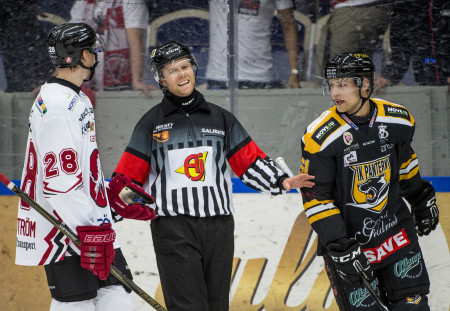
314,0,391,86
374,0,450,94
327,0,390,57
71,0,156,96
0,0,53,93
206,0,301,89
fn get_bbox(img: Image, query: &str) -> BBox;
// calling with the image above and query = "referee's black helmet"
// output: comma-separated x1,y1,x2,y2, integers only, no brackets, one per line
150,41,198,83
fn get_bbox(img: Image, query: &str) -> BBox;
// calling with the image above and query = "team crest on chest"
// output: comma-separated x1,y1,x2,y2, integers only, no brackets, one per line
348,155,391,213
378,124,389,140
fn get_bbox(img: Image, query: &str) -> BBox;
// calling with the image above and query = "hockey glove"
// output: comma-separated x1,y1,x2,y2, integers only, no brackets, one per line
107,174,157,221
77,223,115,280
327,238,374,287
405,179,439,236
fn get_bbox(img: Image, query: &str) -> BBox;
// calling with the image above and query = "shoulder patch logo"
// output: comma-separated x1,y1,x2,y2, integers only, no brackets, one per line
36,96,47,114
312,117,339,146
383,105,410,121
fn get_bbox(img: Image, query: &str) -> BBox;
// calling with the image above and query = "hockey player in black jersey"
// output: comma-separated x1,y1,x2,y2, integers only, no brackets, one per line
299,52,439,310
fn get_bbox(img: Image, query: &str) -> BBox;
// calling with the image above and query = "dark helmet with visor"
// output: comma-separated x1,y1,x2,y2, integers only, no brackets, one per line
324,52,375,114
324,52,375,85
150,41,197,94
47,23,105,73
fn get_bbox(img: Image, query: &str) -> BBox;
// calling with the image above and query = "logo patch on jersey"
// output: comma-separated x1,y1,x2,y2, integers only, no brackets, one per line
312,117,339,146
406,295,422,305
348,155,391,213
202,128,225,136
65,57,72,64
299,157,310,174
176,152,208,181
153,131,170,142
349,279,380,308
168,147,214,189
394,252,423,279
36,96,47,114
344,151,357,166
378,124,389,140
67,95,79,111
89,149,107,207
343,131,353,145
363,229,410,263
384,105,410,121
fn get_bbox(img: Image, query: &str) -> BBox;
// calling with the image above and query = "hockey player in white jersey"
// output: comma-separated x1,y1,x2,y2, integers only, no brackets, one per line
16,23,156,310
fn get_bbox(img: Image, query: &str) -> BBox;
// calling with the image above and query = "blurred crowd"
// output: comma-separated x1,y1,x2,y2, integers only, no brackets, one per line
0,0,448,94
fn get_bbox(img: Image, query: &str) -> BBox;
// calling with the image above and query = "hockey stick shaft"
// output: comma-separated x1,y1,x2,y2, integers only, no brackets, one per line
0,172,167,311
354,260,389,311
275,157,295,177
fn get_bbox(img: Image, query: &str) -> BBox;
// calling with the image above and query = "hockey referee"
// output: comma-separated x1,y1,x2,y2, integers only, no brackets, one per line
111,41,315,311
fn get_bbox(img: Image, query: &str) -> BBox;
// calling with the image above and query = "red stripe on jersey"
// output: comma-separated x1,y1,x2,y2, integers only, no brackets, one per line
228,140,267,177
114,151,150,185
38,227,59,265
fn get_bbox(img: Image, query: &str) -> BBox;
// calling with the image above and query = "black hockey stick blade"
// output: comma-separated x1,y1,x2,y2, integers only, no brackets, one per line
353,260,389,311
0,172,167,311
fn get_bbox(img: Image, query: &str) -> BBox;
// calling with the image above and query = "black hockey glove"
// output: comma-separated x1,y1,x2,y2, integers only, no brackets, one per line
327,239,374,287
405,179,439,236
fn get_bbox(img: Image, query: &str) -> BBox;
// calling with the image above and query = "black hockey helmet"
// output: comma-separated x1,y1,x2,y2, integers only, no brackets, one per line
47,23,104,68
324,52,375,87
150,41,198,84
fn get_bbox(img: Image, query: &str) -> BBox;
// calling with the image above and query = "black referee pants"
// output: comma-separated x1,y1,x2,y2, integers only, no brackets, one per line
151,214,234,311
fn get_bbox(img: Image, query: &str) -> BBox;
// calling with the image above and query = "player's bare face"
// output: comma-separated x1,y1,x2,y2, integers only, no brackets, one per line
328,78,363,115
161,58,195,97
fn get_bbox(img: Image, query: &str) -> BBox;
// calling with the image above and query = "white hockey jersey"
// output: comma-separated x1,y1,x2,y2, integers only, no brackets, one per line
206,0,294,82
16,79,119,266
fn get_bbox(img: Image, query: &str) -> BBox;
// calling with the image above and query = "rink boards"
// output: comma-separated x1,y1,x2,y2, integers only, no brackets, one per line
1,190,449,310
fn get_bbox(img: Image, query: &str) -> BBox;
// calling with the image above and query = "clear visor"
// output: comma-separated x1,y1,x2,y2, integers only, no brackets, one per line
323,78,360,96
160,58,196,80
88,34,106,54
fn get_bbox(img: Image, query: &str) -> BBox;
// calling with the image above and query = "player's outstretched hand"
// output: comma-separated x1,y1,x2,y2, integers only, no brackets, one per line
77,223,115,280
107,174,157,221
282,174,315,191
327,238,374,287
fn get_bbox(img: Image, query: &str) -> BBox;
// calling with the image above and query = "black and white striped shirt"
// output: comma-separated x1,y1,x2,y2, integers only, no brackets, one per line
114,91,287,217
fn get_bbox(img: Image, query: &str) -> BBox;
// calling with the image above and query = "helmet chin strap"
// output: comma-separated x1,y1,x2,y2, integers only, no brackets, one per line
346,79,373,116
79,53,99,81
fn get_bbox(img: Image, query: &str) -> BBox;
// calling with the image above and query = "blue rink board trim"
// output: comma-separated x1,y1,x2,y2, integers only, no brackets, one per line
1,176,450,195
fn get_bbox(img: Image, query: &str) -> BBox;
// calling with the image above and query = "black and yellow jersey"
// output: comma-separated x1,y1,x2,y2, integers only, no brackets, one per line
300,98,424,268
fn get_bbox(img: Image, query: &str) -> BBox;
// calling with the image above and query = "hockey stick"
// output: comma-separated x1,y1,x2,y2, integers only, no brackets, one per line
353,260,389,311
0,172,167,311
275,157,295,178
